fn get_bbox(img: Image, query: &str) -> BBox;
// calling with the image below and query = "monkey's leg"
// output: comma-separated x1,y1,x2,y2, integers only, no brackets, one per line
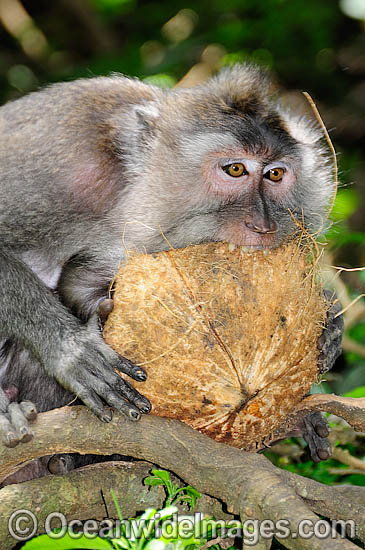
0,387,36,447
299,290,344,462
0,249,151,447
0,342,52,447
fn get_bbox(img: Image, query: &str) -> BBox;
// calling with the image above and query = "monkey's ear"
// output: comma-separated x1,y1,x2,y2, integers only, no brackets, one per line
133,103,160,131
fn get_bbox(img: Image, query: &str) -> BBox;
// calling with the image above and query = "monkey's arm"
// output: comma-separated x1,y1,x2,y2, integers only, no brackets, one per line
0,249,150,447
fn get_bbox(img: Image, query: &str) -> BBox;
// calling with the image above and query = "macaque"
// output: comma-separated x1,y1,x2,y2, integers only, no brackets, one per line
0,64,343,467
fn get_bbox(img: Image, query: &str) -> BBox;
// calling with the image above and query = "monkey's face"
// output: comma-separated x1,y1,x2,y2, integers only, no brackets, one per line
142,124,309,251
201,150,297,249
122,65,333,253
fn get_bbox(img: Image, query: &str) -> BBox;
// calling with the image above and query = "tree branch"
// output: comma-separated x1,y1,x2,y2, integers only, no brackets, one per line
270,394,365,443
0,406,363,549
0,460,233,548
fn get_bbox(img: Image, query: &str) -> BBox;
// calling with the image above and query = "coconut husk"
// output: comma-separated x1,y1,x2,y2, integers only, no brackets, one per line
103,241,327,451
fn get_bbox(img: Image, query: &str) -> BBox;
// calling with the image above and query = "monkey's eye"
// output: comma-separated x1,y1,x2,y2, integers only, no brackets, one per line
265,167,284,182
222,163,248,178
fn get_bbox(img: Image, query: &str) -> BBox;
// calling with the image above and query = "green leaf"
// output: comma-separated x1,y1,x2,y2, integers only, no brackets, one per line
111,489,123,523
150,470,171,484
330,189,359,222
343,386,365,398
144,477,165,487
21,533,113,549
344,474,365,486
111,537,131,549
185,487,202,499
143,74,176,88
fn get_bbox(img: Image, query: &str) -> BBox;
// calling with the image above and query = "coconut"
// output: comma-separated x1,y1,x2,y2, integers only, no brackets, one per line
103,241,327,451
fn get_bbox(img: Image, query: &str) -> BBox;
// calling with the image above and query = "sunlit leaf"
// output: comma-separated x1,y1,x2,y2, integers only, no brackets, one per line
343,386,365,398
21,533,112,549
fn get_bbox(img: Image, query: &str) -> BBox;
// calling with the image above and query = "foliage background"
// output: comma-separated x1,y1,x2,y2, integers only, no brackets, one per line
0,0,364,482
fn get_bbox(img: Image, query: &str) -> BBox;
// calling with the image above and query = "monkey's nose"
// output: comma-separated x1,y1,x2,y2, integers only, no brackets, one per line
245,220,277,234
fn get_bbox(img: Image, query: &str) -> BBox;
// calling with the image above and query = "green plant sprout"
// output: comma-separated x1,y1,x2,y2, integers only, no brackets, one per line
20,469,235,550
143,469,201,509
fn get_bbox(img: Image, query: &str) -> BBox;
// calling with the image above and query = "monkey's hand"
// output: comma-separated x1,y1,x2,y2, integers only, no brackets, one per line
46,308,151,425
0,386,37,447
298,289,344,462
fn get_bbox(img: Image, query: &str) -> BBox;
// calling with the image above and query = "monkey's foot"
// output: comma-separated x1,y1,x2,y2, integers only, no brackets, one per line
300,411,331,462
275,411,331,462
317,289,344,374
47,452,131,476
0,388,37,447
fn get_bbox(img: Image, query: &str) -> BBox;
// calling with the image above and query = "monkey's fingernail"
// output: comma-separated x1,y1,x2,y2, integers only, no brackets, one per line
140,403,151,414
317,428,329,438
101,412,112,422
129,409,141,421
317,352,325,362
136,370,147,381
21,432,33,443
4,433,18,447
318,449,330,460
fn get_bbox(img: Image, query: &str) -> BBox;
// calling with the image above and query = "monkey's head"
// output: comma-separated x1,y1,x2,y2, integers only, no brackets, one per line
120,64,334,252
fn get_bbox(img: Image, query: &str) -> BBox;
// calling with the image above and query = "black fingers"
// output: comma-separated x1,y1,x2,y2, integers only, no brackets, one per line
73,384,113,423
114,377,151,414
100,389,142,421
102,362,151,412
116,356,147,381
87,371,150,418
308,411,329,438
302,412,331,463
54,316,150,425
73,376,143,423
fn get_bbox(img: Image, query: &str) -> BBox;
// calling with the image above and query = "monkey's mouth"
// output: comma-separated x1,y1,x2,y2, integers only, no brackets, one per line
217,222,279,250
227,243,276,252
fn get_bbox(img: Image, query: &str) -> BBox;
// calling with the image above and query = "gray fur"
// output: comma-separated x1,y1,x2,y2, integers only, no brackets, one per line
0,63,335,445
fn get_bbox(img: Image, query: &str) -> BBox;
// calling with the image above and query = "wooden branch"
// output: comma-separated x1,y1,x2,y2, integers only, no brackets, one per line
332,446,365,471
298,394,365,428
271,394,365,443
0,460,232,549
0,407,363,550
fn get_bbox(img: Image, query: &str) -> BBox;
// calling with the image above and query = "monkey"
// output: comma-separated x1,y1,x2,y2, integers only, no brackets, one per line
0,63,343,472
